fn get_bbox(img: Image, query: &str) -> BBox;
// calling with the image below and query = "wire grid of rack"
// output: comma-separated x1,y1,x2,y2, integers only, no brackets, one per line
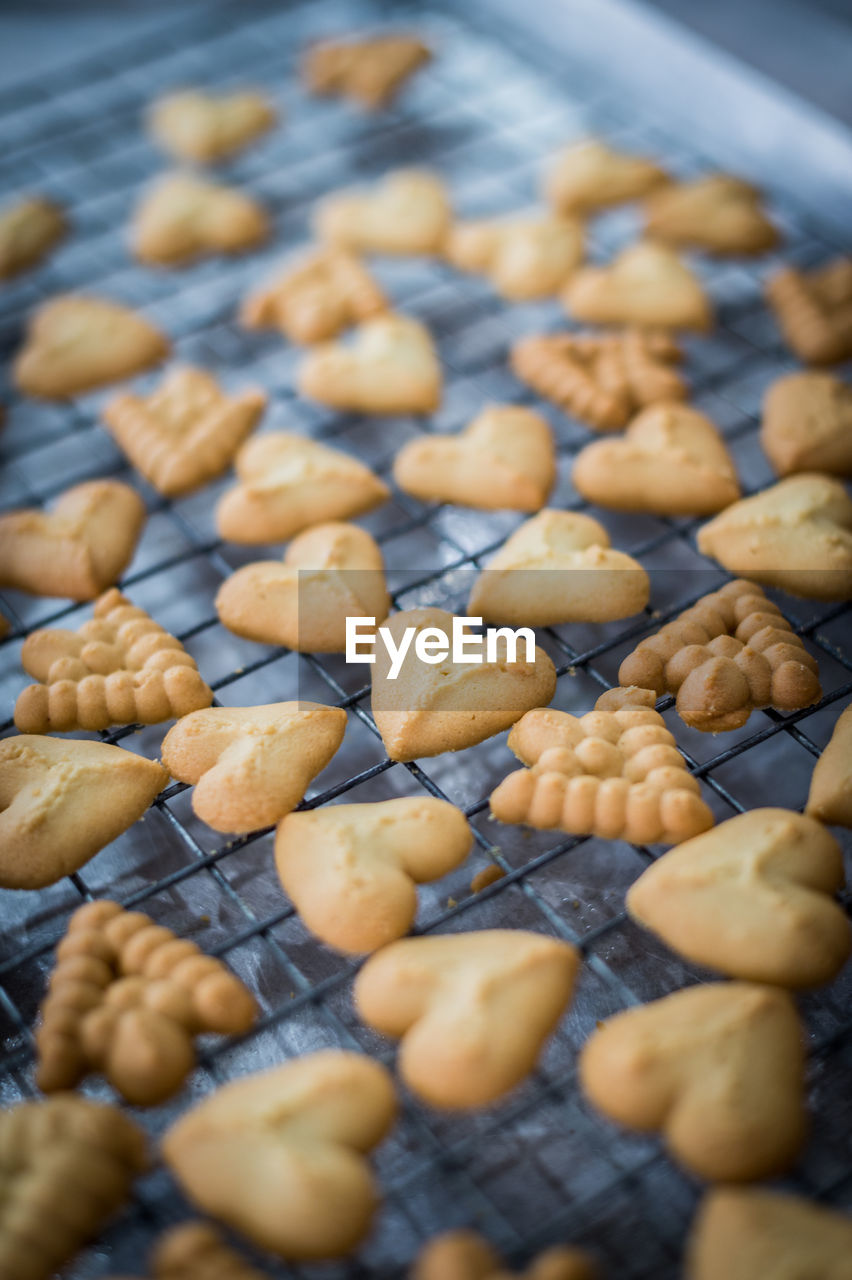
1,0,852,1275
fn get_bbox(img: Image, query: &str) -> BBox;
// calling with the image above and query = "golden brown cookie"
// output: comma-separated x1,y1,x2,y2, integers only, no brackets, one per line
14,295,169,399
412,1230,598,1280
511,328,686,431
150,1221,267,1280
0,1095,147,1280
216,432,389,543
133,172,268,266
103,367,265,497
0,736,167,890
240,247,387,344
490,687,713,845
371,607,557,762
445,212,584,299
579,982,806,1181
315,169,451,255
275,797,472,953
216,522,390,653
644,174,777,255
564,242,713,332
806,702,852,828
303,34,431,109
627,808,850,988
468,509,649,626
36,899,257,1105
298,313,442,413
686,1188,852,1280
162,1051,396,1260
393,405,556,511
572,402,740,515
0,196,65,279
696,473,852,600
161,701,347,833
766,258,852,365
618,578,821,732
545,138,668,214
148,90,276,164
15,588,213,733
0,479,145,601
355,930,579,1107
761,371,852,477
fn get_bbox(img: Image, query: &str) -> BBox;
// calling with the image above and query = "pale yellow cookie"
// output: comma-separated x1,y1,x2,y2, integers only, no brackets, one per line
393,405,555,511
564,242,713,332
315,169,451,255
151,1222,267,1280
412,1232,598,1280
298,313,442,414
806,702,852,828
761,371,852,477
303,34,431,109
133,172,268,266
644,174,777,255
766,258,852,365
148,90,276,164
445,212,584,299
240,247,387,344
545,138,668,214
0,196,65,279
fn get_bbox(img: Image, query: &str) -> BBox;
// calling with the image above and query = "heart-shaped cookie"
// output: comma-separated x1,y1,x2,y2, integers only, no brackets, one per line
161,701,347,833
0,736,167,890
766,258,852,366
627,808,850,987
564,242,713,332
0,480,146,601
150,1222,268,1280
696,473,852,600
303,35,431,110
275,796,472,953
13,295,169,399
240,247,387,344
0,196,65,279
545,138,669,214
445,212,584,300
133,172,268,266
413,1231,597,1280
216,432,389,544
572,403,741,515
162,1051,396,1260
315,169,451,255
761,371,852,477
644,174,777,255
354,930,579,1107
579,982,806,1181
298,313,442,414
393,405,556,511
216,521,390,653
468,509,649,625
807,702,852,828
371,607,557,761
148,90,276,164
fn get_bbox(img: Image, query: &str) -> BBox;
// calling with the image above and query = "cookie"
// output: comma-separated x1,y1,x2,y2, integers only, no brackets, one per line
766,258,852,365
412,1231,598,1280
564,242,713,332
0,736,166,890
579,982,806,1181
315,169,451,255
162,1051,396,1259
627,808,850,988
393,405,556,511
490,687,713,845
150,1222,267,1280
572,403,740,515
15,588,213,734
216,522,390,653
545,138,668,214
298,313,442,414
216,432,389,543
468,509,649,626
761,371,852,477
148,90,276,164
240,247,387,344
161,701,347,833
0,196,65,279
303,34,431,109
644,174,777,255
103,367,266,497
275,797,472,953
354,930,579,1107
445,212,584,299
696,473,852,600
133,172,268,266
36,899,257,1104
686,1188,852,1280
806,701,852,828
511,328,686,431
13,295,169,399
0,1096,146,1280
371,606,557,762
0,479,145,601
619,578,821,732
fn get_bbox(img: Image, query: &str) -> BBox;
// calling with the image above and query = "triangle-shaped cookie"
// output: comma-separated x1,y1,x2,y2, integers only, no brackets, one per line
303,34,431,109
545,138,668,214
241,247,387,344
315,170,451,255
133,172,268,266
298,313,442,414
148,89,276,164
564,242,713,332
644,174,777,254
445,212,584,300
761,371,852,477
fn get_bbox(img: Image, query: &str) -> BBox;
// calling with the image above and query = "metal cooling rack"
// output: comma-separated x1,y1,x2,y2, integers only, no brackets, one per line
1,0,852,1276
